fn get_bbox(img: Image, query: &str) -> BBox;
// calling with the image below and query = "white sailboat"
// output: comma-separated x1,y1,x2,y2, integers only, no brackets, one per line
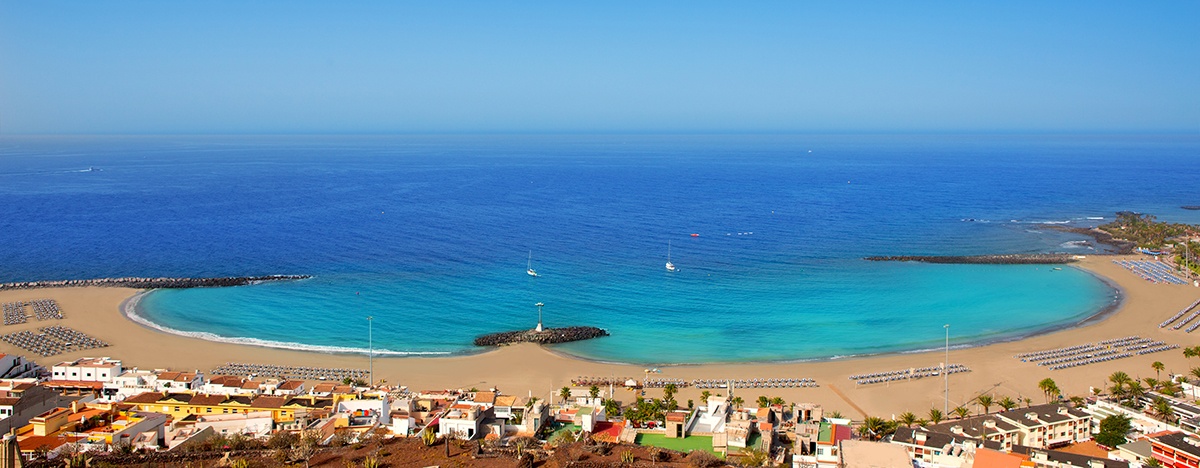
666,240,677,272
527,251,539,277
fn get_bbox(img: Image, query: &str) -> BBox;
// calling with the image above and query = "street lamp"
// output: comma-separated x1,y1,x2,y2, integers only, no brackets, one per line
535,302,545,332
944,323,950,414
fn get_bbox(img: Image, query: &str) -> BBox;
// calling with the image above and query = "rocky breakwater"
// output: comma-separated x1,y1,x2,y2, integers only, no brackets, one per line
474,326,609,347
864,253,1079,264
0,275,311,291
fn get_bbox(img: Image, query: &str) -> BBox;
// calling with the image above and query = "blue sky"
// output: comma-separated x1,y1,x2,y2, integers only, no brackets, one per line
1,2,1197,134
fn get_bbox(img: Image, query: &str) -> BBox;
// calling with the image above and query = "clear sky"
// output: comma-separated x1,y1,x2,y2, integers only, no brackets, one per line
2,2,1197,134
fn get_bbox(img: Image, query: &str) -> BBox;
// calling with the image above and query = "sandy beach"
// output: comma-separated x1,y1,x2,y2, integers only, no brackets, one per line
1,255,1198,420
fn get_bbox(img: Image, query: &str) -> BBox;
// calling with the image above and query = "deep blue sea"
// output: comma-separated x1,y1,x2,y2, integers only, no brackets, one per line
1,134,1197,364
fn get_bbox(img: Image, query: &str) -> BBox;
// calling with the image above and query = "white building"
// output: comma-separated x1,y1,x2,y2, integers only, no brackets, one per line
438,403,487,440
0,354,41,379
51,357,122,382
194,411,274,438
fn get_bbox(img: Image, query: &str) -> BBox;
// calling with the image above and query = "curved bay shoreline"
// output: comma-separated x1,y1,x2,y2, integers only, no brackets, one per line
2,255,1195,418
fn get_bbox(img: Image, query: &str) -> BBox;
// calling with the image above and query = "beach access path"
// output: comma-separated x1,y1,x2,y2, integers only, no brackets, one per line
1,255,1197,418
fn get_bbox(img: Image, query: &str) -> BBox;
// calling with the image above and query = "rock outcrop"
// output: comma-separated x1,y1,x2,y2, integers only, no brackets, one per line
474,326,609,346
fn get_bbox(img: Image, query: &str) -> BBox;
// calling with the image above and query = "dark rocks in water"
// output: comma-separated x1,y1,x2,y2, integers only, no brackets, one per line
0,275,312,291
1046,226,1136,254
474,326,609,347
1183,206,1200,211
864,254,1078,264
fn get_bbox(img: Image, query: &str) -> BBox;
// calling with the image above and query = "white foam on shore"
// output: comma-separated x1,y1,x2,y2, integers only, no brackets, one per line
122,291,451,357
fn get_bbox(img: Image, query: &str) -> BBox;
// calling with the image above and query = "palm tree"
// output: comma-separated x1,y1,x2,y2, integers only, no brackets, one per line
700,390,712,403
1038,378,1059,403
1161,380,1183,398
1022,397,1033,407
1150,396,1175,423
1068,396,1085,407
663,383,678,401
1152,361,1165,381
861,416,887,441
928,408,945,424
998,396,1017,411
731,396,744,409
589,385,600,400
1144,377,1161,392
953,406,970,420
1184,346,1200,360
560,386,572,404
603,399,621,417
898,411,917,428
1128,381,1147,402
976,395,994,415
757,396,770,408
770,396,786,406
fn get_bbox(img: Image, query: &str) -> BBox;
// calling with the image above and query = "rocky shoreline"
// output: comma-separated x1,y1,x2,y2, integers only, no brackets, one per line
864,253,1079,264
0,275,311,291
474,326,609,347
1045,226,1136,254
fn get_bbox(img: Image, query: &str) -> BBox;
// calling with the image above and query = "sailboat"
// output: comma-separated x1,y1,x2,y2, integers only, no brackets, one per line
527,251,539,277
666,241,677,272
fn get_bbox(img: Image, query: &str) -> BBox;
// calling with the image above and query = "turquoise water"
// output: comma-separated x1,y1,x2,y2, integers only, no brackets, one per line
3,134,1194,364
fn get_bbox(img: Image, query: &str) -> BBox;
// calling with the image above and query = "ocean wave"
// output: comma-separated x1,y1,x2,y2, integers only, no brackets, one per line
123,292,451,356
1060,240,1092,249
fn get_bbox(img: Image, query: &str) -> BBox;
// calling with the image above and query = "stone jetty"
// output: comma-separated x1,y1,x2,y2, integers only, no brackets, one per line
474,326,609,347
864,254,1078,264
0,275,311,291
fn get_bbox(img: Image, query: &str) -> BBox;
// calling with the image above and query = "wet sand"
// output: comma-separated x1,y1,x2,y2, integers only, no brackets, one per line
1,255,1197,419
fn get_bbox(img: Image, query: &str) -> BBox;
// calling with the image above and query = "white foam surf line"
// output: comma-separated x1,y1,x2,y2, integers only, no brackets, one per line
121,291,450,356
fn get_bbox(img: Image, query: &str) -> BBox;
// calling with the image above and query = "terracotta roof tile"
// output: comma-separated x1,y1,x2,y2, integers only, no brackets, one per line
124,392,166,404
251,396,288,409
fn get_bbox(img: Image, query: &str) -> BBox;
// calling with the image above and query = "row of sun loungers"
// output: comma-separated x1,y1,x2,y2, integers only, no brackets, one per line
1135,344,1179,355
1036,349,1123,367
2,302,27,325
211,362,368,381
1,299,63,326
1100,336,1145,346
1015,337,1156,364
572,376,635,387
851,364,970,385
1047,353,1131,370
0,325,108,357
692,378,817,389
643,378,687,388
29,299,63,320
1114,260,1189,285
1023,338,1178,371
1161,300,1200,328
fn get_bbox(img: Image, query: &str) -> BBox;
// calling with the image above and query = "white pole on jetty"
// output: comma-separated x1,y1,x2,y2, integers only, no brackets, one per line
368,316,374,387
536,302,545,332
944,323,950,414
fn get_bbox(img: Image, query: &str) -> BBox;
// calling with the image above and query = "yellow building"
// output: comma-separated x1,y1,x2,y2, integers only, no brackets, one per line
123,392,338,423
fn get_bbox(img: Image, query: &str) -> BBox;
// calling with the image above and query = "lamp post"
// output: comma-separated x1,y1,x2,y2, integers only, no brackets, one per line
535,302,545,332
944,323,950,414
368,316,374,387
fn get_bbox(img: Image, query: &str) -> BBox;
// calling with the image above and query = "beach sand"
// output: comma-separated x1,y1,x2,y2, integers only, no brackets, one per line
1,255,1198,419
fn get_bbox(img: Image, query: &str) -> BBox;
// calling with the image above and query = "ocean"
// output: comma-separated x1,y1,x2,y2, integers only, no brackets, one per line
1,133,1197,364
